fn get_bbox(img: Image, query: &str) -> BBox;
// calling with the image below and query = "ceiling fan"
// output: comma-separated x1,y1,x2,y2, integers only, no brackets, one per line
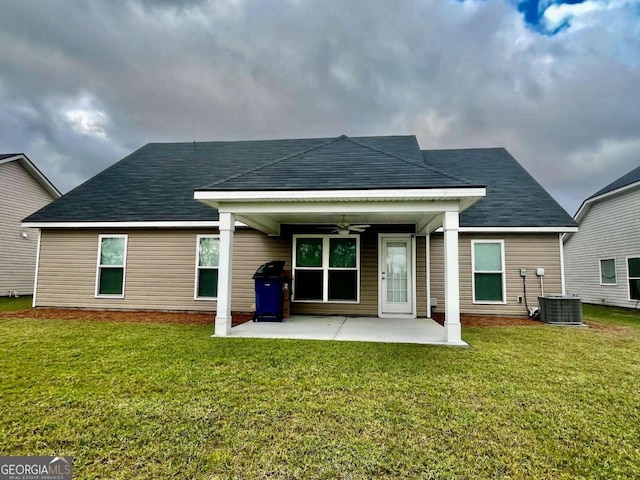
319,217,370,235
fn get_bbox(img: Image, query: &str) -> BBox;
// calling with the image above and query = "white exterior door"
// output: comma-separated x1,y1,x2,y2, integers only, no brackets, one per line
379,236,414,315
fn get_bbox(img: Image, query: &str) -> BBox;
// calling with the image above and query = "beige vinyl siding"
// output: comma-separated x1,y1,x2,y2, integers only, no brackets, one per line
36,228,427,317
0,160,57,295
564,187,640,307
36,229,289,311
416,236,427,317
230,231,290,310
430,233,562,316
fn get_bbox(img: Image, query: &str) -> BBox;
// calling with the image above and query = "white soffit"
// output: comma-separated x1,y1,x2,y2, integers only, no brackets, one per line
194,187,486,203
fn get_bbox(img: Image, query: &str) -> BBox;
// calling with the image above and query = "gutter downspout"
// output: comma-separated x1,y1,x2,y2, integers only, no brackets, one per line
32,229,41,308
559,233,566,295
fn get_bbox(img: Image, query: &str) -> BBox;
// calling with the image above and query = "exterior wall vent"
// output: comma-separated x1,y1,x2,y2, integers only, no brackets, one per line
538,296,583,325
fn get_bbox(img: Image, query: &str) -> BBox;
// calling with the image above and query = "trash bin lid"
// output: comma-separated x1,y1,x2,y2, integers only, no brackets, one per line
253,260,286,279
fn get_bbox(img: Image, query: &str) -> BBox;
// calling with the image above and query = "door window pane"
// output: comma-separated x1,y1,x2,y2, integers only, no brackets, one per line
600,259,616,284
296,238,323,267
386,242,408,303
630,279,640,300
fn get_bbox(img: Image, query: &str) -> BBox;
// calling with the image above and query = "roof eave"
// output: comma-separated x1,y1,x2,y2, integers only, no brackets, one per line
194,187,487,203
0,154,62,198
455,226,579,233
574,179,640,223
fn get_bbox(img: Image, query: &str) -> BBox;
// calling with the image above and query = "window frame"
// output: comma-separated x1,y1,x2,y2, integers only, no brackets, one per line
626,256,640,301
599,258,617,286
292,234,360,304
194,234,220,300
471,239,506,305
94,234,128,299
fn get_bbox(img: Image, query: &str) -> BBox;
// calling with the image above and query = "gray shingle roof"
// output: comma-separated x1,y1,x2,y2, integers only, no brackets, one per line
588,164,640,200
0,153,21,160
24,135,574,228
200,135,474,191
422,148,576,227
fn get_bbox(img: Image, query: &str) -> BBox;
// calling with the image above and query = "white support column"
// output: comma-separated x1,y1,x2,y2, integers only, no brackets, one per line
426,234,431,319
215,212,235,336
443,210,461,343
559,233,566,295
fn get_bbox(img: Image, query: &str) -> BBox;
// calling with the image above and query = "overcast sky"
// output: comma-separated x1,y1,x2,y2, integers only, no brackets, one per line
1,0,638,216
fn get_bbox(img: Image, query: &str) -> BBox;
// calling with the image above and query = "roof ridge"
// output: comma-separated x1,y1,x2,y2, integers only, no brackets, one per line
202,136,343,189
344,137,474,185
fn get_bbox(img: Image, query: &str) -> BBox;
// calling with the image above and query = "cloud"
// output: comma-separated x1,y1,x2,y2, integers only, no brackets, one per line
0,0,638,216
63,94,110,140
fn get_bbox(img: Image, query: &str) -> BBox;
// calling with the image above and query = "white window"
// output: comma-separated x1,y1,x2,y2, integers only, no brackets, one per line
195,235,220,299
627,257,640,301
293,235,360,303
95,234,127,298
599,259,617,285
472,240,506,304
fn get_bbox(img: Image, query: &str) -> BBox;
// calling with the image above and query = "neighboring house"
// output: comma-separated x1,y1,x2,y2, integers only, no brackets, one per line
0,153,60,296
564,165,640,308
23,135,576,343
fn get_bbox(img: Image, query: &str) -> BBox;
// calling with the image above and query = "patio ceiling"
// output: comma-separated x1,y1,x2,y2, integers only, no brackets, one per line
195,187,486,236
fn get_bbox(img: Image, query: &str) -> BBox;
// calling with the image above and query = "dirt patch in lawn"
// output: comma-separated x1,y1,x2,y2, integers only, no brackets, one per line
582,321,631,333
432,312,540,327
0,308,254,326
2,308,544,328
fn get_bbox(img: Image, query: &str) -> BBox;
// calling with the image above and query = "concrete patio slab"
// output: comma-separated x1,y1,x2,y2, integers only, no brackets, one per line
224,315,467,346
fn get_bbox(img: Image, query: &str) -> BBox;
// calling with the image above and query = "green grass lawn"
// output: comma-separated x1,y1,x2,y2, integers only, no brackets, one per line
0,295,32,312
583,303,640,328
1,303,639,479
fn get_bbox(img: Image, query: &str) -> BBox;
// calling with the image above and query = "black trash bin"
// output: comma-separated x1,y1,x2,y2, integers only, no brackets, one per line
252,261,286,322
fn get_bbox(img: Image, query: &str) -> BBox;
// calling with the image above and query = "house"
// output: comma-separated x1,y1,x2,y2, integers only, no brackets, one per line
22,135,576,343
564,164,640,308
0,153,60,296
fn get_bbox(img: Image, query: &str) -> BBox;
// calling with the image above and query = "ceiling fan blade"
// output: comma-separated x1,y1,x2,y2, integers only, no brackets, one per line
349,224,370,229
348,227,366,232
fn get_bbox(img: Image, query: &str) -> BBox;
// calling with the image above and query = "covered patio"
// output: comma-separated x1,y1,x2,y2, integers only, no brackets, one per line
193,135,486,346
227,315,464,345
194,191,483,345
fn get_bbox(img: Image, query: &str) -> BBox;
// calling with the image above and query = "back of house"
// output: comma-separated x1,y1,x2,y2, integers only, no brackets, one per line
0,154,60,296
564,164,640,308
23,135,576,342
